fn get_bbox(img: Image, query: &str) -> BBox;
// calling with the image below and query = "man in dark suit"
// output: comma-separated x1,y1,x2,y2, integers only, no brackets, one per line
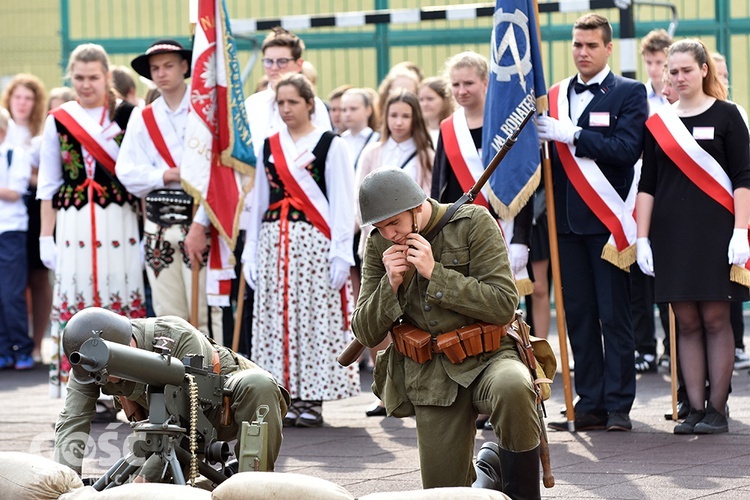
538,13,647,432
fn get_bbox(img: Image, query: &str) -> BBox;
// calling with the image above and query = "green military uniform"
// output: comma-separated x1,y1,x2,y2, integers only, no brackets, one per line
54,315,288,476
352,199,541,488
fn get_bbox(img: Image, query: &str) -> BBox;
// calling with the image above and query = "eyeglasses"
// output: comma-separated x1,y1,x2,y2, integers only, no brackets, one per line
262,57,295,69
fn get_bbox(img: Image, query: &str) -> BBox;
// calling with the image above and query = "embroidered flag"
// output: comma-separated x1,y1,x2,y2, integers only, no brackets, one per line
182,0,255,306
482,0,546,219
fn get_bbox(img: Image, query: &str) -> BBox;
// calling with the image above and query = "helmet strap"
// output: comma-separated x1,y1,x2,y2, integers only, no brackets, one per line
410,208,419,233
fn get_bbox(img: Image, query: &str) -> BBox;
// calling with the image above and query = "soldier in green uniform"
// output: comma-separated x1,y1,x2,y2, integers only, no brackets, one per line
54,307,288,478
352,169,541,499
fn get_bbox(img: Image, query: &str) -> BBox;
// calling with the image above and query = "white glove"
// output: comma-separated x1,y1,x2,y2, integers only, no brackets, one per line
329,256,350,290
508,243,529,275
614,0,632,9
39,236,57,271
536,115,579,145
728,228,750,266
241,240,257,290
636,237,655,277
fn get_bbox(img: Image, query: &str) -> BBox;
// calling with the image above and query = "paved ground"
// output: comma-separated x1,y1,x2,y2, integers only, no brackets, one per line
2,323,750,499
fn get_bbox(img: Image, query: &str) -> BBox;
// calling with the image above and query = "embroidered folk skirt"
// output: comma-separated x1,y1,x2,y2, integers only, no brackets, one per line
252,220,360,401
49,203,146,397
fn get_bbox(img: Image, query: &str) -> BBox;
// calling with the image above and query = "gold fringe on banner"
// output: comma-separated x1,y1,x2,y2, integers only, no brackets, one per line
730,264,750,288
516,278,534,297
600,243,636,271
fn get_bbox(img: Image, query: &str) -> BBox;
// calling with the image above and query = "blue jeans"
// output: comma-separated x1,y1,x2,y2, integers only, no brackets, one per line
0,231,31,357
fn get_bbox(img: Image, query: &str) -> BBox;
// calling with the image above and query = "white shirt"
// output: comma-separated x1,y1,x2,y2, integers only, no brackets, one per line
6,122,40,168
570,64,611,125
380,136,417,173
340,126,379,168
0,142,30,233
645,79,667,116
246,127,354,266
244,88,332,161
116,91,208,226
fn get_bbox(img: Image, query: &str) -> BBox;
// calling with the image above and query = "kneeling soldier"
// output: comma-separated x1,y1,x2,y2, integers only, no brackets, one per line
352,169,541,499
54,307,288,479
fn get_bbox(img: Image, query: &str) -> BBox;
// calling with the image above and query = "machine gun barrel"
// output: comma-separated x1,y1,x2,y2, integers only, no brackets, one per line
71,338,186,386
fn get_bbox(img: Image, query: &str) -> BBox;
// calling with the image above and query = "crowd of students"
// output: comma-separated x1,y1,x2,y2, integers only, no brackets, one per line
1,17,749,443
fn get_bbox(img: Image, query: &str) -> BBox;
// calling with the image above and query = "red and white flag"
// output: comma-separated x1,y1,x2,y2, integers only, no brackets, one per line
182,0,256,305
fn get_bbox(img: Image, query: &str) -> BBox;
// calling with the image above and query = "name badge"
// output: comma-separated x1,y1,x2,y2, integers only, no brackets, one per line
102,122,122,140
693,127,715,140
294,149,316,170
589,112,610,127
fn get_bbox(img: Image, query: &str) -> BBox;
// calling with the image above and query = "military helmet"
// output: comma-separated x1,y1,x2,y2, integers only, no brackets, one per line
62,307,133,384
359,169,427,226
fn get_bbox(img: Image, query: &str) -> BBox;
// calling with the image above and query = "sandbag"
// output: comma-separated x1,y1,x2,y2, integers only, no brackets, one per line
0,451,82,500
211,472,354,500
359,487,510,499
59,483,212,499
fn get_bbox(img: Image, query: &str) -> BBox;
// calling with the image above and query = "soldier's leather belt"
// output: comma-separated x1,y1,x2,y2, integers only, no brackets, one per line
391,322,506,364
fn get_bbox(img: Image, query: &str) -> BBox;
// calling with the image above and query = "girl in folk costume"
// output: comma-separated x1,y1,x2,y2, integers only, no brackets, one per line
2,74,51,364
418,76,454,147
38,44,146,397
243,73,359,427
637,39,750,434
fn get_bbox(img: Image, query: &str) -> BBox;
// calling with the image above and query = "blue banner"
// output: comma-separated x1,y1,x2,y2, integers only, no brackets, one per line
482,0,546,219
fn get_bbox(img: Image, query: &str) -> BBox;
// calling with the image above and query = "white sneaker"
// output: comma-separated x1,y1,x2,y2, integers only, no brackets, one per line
734,348,750,370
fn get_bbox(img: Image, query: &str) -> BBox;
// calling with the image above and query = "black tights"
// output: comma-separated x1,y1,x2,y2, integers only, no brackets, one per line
672,301,734,415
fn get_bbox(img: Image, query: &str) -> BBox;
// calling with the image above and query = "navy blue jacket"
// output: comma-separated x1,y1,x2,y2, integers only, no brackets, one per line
551,71,647,235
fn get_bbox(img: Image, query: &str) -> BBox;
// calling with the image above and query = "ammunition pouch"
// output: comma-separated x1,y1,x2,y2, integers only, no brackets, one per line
391,322,506,365
145,189,193,226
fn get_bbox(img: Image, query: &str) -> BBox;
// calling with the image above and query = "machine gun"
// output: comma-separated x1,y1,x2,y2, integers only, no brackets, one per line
69,332,267,489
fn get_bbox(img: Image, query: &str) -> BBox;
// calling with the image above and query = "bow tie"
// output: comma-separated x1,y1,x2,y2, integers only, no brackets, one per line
574,81,600,94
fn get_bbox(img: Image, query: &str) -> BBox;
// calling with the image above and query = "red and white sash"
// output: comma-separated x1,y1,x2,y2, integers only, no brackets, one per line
646,104,750,285
440,108,490,209
269,130,331,237
51,101,120,174
549,80,637,270
141,104,180,169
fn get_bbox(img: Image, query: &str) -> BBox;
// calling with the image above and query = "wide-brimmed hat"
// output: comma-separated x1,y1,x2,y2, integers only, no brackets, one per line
131,39,193,80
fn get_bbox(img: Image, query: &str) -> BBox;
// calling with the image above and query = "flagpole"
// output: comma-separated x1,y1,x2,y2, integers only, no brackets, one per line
533,0,575,432
541,141,575,431
232,265,246,352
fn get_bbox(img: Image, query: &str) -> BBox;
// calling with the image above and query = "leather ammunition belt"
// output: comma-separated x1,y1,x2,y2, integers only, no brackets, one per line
391,322,506,364
145,188,194,226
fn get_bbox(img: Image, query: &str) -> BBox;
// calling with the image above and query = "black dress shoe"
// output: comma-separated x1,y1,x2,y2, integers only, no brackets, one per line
606,411,632,431
664,400,690,420
548,412,607,432
365,403,387,417
475,415,489,429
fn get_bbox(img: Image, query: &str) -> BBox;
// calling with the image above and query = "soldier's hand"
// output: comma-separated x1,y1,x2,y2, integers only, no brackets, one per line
382,244,410,294
405,233,435,280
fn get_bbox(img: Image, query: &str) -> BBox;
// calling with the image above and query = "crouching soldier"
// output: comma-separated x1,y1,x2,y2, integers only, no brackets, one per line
351,169,541,499
54,307,288,478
